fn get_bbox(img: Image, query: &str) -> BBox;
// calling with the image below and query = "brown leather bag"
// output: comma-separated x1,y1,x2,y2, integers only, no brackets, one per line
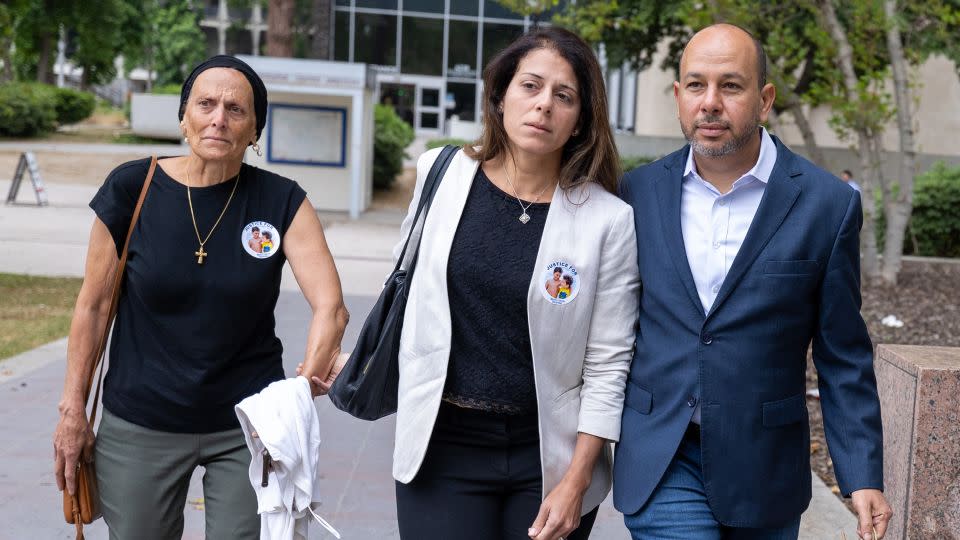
62,156,158,539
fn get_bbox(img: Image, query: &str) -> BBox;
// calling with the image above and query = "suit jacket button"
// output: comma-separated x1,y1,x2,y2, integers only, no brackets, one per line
701,333,713,345
687,397,698,407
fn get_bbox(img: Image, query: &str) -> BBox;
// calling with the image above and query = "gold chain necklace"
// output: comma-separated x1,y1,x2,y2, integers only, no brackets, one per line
186,166,240,264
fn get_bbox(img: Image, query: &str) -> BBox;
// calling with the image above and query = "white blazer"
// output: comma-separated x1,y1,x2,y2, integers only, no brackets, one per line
392,147,640,513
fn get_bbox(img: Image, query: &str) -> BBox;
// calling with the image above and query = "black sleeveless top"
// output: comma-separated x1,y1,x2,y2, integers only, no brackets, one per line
90,157,306,433
442,167,549,415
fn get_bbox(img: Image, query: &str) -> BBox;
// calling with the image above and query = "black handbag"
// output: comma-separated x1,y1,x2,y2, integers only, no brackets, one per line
329,145,459,420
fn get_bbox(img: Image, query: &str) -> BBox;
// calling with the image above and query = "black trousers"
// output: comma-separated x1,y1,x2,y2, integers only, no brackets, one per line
396,401,598,540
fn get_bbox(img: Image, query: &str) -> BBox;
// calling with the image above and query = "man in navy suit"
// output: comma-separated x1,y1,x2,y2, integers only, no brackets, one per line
615,23,892,539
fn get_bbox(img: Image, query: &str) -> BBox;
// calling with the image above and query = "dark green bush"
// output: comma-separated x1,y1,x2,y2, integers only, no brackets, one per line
425,137,470,150
620,155,656,172
374,104,415,190
0,82,58,137
905,162,960,258
53,87,96,125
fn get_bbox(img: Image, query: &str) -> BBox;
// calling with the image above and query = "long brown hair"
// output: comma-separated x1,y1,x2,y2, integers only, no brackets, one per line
465,26,621,195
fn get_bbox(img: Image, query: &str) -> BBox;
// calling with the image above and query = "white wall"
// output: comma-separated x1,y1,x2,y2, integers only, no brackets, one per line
130,94,181,140
244,92,356,213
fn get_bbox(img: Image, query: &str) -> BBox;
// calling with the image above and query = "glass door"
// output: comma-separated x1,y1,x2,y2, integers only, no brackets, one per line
417,84,443,134
379,83,416,128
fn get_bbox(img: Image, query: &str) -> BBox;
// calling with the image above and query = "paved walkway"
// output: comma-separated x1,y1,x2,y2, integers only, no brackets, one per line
0,175,856,538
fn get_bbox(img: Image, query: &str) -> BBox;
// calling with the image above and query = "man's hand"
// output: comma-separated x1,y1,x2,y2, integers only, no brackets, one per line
850,488,892,539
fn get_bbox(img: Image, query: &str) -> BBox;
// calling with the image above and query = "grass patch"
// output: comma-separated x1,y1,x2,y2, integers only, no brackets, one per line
111,133,181,145
0,273,82,361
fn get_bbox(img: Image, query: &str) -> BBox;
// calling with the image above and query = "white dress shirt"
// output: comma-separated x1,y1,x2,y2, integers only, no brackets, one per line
681,128,777,423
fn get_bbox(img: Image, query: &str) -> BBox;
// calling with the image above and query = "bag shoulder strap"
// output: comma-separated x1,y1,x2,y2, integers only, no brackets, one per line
393,145,459,276
85,156,158,427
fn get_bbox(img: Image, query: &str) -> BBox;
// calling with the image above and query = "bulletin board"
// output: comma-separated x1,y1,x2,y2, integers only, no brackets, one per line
267,104,347,167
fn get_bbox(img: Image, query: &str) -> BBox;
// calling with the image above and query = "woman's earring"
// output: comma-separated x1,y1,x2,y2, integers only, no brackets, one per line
497,104,503,114
252,142,262,157
572,129,580,137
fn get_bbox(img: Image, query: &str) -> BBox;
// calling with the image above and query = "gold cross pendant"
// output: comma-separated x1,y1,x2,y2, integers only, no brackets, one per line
195,246,207,264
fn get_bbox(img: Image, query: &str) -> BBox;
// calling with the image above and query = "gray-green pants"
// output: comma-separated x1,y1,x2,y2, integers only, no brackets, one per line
95,408,259,540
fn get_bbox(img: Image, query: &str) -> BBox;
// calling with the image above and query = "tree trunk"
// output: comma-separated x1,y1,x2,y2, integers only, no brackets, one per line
309,0,331,59
880,0,916,285
786,102,826,168
819,0,881,282
766,106,783,135
36,30,54,84
266,0,295,57
770,66,826,167
0,41,12,83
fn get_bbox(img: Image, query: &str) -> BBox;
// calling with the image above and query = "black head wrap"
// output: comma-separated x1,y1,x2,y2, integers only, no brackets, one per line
179,55,268,140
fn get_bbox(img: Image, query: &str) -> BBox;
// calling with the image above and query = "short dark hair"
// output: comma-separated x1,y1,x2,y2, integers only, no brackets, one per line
465,26,621,195
842,169,853,177
563,275,573,285
553,267,562,274
252,226,260,233
263,231,272,239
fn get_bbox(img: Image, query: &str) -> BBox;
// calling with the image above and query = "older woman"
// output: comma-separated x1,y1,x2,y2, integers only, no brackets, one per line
387,27,639,540
52,55,348,539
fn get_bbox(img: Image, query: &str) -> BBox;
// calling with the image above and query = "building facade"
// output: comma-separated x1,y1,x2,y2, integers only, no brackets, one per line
199,0,637,136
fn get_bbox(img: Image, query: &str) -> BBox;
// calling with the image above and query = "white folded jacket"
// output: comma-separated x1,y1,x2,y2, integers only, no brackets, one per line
235,376,340,540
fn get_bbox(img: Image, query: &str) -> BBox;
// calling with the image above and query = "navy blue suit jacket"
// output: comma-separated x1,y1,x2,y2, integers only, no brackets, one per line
613,137,883,527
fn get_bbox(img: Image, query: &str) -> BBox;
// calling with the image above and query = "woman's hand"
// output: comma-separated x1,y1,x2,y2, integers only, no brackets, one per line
528,477,586,540
53,400,95,496
297,353,348,396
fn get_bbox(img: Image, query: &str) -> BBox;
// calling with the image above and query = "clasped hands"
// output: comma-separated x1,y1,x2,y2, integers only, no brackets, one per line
297,352,348,397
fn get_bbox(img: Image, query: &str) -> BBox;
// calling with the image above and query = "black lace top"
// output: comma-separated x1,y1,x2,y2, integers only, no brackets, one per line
442,167,550,415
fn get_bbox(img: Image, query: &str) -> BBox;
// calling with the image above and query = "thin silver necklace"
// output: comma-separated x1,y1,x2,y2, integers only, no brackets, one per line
502,162,552,224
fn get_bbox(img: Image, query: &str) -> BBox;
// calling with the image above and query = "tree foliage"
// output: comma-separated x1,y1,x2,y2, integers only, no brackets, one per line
4,0,205,89
119,0,206,89
558,0,960,280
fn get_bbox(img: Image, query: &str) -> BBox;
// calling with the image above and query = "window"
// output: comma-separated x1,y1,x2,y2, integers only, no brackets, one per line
445,82,477,122
447,20,478,78
482,22,524,69
355,14,397,67
401,16,443,75
356,0,398,8
403,0,444,13
420,112,439,129
334,11,350,61
484,0,522,20
421,88,440,107
451,0,479,16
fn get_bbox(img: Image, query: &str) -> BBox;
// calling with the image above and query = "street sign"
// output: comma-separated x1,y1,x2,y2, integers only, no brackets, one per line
5,152,48,206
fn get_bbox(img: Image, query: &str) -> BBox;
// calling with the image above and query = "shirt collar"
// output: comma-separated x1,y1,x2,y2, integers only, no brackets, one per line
683,127,778,186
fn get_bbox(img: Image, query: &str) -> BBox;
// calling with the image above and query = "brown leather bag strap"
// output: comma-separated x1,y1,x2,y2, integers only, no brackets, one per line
84,156,158,426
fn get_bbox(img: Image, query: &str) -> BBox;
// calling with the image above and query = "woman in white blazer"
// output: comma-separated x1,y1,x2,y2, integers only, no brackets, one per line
391,27,639,540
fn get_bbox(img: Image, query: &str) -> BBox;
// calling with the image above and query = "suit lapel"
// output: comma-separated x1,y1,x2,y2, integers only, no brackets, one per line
706,140,802,320
655,149,705,318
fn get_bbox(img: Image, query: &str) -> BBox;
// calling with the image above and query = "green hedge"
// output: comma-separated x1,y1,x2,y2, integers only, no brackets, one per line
374,104,415,190
53,87,96,125
425,137,470,150
621,155,656,172
152,83,183,95
0,83,58,137
905,162,960,258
